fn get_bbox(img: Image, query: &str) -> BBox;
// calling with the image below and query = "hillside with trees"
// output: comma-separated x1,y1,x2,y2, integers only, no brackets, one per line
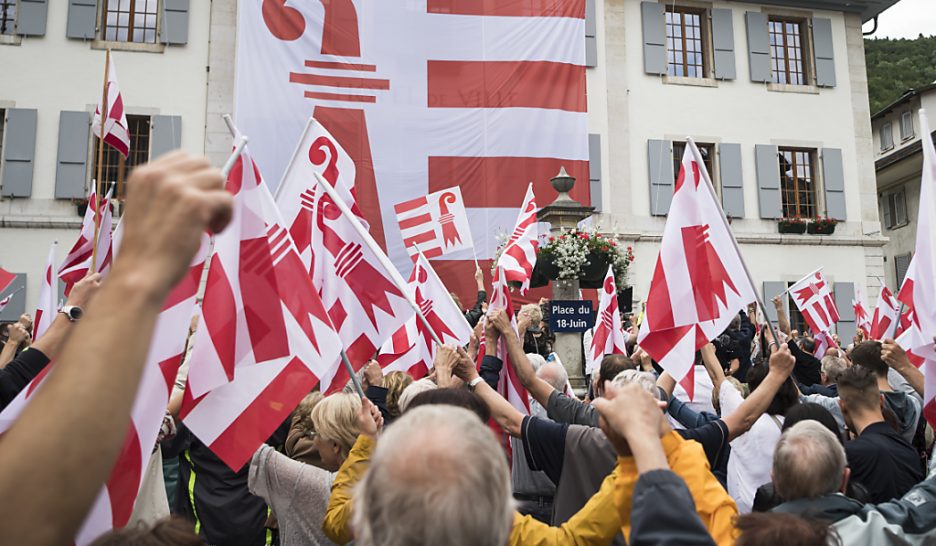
865,34,936,114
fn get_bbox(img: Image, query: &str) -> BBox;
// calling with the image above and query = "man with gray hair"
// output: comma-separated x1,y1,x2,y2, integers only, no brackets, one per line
800,355,847,397
353,405,514,546
771,420,936,544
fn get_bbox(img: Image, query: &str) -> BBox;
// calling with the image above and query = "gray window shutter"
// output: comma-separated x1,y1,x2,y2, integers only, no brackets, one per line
812,18,836,88
150,115,182,158
719,143,744,218
881,196,893,229
822,148,846,221
755,144,781,219
160,0,190,45
585,0,597,68
55,111,91,200
0,273,26,322
588,133,602,212
895,254,911,286
711,8,736,80
16,0,48,36
745,12,771,83
1,109,37,198
648,139,673,216
834,282,856,343
641,2,666,76
66,0,98,39
763,281,786,325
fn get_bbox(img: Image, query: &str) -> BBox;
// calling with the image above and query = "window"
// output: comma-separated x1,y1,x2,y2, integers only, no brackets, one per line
665,6,708,78
103,0,158,43
778,148,816,219
895,254,911,287
900,111,914,141
0,109,4,182
0,0,14,35
880,122,894,151
786,282,810,335
92,114,150,198
672,142,715,182
768,18,806,85
882,188,908,229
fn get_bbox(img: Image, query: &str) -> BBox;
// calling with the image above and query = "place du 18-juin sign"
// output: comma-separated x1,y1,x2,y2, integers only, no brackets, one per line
549,300,594,333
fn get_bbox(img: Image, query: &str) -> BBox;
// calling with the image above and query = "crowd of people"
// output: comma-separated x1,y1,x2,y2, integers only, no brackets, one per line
1,151,936,545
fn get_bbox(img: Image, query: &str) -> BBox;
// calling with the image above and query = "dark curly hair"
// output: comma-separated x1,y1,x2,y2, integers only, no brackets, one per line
746,363,799,417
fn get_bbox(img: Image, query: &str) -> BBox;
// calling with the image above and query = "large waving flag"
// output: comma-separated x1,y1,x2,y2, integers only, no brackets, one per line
587,265,627,376
276,118,413,391
870,285,900,340
0,237,207,544
182,142,343,470
895,111,936,425
33,243,58,340
637,140,758,385
377,253,473,378
789,269,840,336
59,187,113,291
91,52,130,158
497,183,538,294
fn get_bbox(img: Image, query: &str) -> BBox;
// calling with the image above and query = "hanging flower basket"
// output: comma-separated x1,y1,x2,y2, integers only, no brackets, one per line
807,216,838,235
526,228,634,290
778,217,807,234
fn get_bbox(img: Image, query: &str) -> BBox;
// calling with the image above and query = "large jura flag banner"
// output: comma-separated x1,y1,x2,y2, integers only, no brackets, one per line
234,0,590,298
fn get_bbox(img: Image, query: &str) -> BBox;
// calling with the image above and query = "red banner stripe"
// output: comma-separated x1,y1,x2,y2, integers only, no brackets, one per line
394,196,428,215
290,72,391,90
427,0,585,19
398,213,433,230
304,60,377,72
427,61,586,112
304,91,377,103
428,156,589,208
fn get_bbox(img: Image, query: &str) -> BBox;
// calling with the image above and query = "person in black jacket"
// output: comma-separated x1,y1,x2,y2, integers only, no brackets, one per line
462,268,487,327
725,308,756,381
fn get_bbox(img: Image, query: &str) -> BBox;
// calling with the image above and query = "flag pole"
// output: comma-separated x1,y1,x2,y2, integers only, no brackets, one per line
314,171,444,347
687,137,783,348
92,48,111,274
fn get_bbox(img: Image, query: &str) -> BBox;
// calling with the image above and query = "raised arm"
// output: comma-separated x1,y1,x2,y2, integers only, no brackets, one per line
720,344,795,441
489,309,555,408
455,347,523,437
0,323,29,369
882,339,924,397
772,295,792,337
0,152,231,545
700,343,728,387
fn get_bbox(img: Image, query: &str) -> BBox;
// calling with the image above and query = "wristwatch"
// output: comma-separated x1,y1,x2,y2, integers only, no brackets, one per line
60,305,83,322
468,376,484,390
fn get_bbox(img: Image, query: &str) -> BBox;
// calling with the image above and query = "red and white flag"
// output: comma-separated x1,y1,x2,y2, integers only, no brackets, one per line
497,183,538,294
813,330,836,358
0,292,15,313
394,186,474,260
182,143,343,470
895,111,936,425
587,266,626,376
91,53,130,158
789,269,840,335
870,285,900,340
33,243,58,340
276,118,413,392
58,187,113,291
852,284,872,339
637,141,757,385
0,237,207,545
485,266,530,415
896,307,914,338
0,267,15,295
377,253,473,378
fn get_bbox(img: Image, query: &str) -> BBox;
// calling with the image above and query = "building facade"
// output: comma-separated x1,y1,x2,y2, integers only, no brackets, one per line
0,0,896,343
870,83,935,292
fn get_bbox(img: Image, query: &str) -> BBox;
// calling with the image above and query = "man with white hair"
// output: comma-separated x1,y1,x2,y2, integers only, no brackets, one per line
771,420,936,544
353,405,514,546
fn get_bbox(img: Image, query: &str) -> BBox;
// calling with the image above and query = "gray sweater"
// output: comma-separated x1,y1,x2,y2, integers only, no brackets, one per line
248,445,338,546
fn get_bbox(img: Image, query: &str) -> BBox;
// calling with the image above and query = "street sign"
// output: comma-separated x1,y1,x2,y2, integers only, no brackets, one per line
549,300,594,333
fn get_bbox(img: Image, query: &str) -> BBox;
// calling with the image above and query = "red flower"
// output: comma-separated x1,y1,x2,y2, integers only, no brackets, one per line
559,235,566,240
629,255,635,262
601,245,609,252
549,236,555,242
626,246,633,252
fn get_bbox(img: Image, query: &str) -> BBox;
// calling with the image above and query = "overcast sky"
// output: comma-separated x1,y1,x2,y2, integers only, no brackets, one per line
863,0,936,39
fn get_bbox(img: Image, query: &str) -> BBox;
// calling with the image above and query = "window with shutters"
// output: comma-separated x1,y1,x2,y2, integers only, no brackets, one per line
665,6,710,78
881,188,908,230
0,0,14,35
900,112,914,141
91,114,150,198
672,142,716,186
103,0,159,43
768,17,807,85
880,122,894,151
895,254,911,286
778,148,817,219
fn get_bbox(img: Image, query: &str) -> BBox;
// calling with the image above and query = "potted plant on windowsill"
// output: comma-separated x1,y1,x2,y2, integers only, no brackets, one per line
807,216,838,235
778,217,807,234
71,197,89,217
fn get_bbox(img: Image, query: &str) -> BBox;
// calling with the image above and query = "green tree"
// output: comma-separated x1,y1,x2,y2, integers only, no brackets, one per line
865,34,936,114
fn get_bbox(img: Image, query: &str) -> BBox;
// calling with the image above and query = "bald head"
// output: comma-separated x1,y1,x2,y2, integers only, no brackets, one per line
772,421,846,501
353,406,513,546
537,361,569,392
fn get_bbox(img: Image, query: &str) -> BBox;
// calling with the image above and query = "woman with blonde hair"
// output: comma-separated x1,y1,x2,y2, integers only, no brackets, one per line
383,371,414,419
249,393,362,545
